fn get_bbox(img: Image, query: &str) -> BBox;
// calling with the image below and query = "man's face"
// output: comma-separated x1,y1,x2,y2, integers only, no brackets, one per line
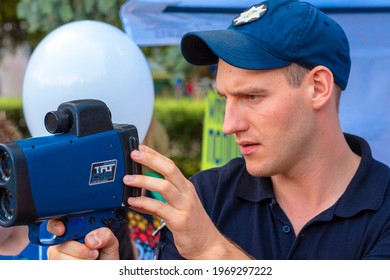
215,60,315,177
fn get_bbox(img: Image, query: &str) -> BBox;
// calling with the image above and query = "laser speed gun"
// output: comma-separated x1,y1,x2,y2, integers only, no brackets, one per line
0,99,142,245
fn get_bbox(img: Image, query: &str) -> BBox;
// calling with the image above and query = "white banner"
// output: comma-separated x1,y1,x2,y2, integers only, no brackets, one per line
0,260,388,280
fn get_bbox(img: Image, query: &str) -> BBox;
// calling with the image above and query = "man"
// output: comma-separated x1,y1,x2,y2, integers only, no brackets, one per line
47,0,390,259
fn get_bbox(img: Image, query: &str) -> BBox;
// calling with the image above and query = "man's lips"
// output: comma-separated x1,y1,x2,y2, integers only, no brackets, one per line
237,142,260,155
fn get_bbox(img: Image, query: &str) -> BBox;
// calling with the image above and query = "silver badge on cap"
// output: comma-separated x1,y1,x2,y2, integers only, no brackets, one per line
233,4,268,26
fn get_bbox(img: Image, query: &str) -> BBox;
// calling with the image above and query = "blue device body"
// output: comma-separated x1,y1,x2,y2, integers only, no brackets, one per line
18,130,126,218
0,99,141,245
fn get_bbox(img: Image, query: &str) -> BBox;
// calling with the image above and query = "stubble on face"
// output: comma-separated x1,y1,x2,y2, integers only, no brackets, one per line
216,60,315,178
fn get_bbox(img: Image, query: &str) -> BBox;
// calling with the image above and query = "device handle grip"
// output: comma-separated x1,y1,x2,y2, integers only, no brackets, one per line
28,210,124,246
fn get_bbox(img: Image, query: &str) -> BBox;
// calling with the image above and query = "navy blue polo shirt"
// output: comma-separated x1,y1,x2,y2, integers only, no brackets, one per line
156,134,390,259
0,243,47,260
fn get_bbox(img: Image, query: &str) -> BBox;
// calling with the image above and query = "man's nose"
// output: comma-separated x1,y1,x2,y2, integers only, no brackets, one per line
222,100,246,135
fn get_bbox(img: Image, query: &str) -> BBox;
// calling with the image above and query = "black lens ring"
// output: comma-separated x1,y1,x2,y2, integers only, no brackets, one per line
0,189,14,221
0,149,12,184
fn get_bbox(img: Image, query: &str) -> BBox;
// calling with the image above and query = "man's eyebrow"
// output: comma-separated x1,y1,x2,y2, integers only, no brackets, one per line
218,87,269,96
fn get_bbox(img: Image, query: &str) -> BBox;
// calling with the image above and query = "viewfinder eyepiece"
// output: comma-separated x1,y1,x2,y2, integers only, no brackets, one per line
44,110,73,134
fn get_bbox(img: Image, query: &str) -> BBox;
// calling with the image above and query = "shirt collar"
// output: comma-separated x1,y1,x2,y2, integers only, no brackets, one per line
235,168,274,202
235,133,390,216
333,133,390,217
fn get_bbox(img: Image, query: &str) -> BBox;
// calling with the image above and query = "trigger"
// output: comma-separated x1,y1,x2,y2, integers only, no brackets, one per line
101,218,118,230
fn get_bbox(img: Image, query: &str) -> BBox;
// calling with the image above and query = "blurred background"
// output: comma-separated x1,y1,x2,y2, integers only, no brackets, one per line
1,0,390,177
0,0,212,177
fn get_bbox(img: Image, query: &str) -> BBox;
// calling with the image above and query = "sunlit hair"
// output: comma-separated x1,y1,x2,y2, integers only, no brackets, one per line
0,112,22,142
281,63,310,88
281,63,342,112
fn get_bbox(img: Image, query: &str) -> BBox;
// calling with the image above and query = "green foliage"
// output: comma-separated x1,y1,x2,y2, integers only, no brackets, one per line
154,97,205,177
17,0,124,32
0,0,28,55
1,1,203,96
142,46,196,88
154,98,204,152
0,0,19,22
16,0,125,48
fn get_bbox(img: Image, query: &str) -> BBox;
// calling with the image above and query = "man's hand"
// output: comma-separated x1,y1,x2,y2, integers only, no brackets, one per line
0,226,29,255
47,144,251,260
46,220,119,260
124,145,251,260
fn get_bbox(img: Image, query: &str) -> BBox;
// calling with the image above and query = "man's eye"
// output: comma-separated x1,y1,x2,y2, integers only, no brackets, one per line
247,95,257,100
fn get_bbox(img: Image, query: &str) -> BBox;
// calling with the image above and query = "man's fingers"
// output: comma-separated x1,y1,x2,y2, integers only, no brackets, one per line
131,145,190,192
47,228,119,260
47,240,99,260
47,219,66,236
123,174,184,204
84,228,119,260
128,195,175,221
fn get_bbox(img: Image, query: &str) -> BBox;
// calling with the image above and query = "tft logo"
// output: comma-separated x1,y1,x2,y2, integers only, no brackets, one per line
89,159,117,185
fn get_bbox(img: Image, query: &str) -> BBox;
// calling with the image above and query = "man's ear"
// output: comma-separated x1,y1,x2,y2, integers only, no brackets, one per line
306,66,335,110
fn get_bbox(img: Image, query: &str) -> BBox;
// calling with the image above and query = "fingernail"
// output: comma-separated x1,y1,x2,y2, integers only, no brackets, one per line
87,233,101,247
88,249,99,259
132,150,141,157
53,222,62,235
127,197,136,205
124,175,134,182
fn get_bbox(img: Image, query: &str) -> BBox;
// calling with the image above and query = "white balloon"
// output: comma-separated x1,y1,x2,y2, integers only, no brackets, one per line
22,20,154,142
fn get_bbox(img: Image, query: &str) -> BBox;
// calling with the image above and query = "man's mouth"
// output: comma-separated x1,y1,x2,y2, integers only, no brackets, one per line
237,142,260,155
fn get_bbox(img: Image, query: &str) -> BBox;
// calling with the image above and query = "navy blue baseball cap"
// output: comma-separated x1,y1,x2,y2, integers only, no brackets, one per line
181,0,351,90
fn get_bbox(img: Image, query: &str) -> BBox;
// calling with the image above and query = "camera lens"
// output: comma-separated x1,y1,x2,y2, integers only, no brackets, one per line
0,150,12,183
0,189,14,221
44,110,71,134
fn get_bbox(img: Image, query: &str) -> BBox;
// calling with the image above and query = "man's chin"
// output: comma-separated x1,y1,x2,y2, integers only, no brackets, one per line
244,159,274,177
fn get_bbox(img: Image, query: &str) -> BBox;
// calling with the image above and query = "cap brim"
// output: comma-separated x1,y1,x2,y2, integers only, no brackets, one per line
181,29,291,70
